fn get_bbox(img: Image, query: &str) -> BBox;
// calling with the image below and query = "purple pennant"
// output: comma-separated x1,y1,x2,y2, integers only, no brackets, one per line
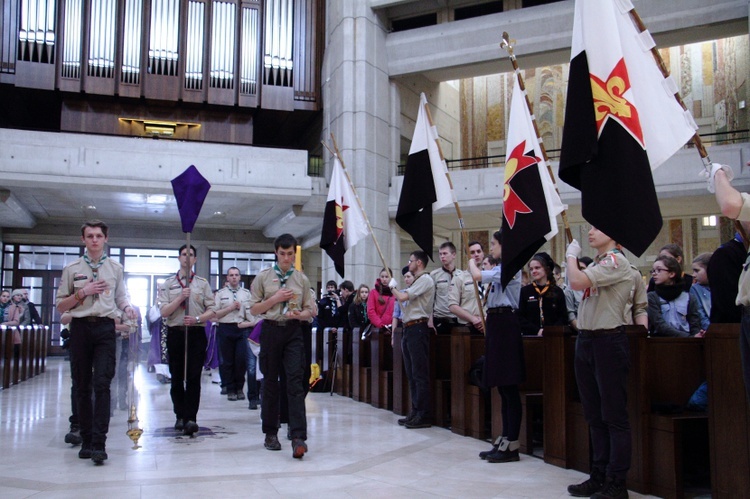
171,165,211,233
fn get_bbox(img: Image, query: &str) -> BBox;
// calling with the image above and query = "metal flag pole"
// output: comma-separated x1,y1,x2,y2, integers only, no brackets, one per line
321,135,394,280
623,7,748,248
501,32,573,246
183,232,191,389
421,103,486,334
126,314,143,449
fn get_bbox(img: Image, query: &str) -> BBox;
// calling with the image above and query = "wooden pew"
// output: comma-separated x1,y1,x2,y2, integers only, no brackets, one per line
391,326,411,416
645,337,708,499
1,326,12,388
334,327,352,397
351,327,371,403
705,323,750,498
431,333,451,427
450,327,488,439
544,326,712,497
370,327,393,409
41,325,49,373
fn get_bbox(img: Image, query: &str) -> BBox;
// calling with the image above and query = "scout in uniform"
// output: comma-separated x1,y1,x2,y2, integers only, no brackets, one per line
56,220,137,464
565,227,635,499
448,240,485,334
158,244,215,437
249,233,314,459
213,266,252,401
430,241,460,334
389,250,435,429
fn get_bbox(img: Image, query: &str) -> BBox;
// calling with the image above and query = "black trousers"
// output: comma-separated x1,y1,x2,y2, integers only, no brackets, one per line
69,317,116,447
259,320,307,439
401,321,431,418
575,330,631,480
167,326,208,423
217,323,248,394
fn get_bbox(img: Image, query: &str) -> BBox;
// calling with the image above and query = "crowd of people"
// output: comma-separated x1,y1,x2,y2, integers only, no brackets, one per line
49,162,750,499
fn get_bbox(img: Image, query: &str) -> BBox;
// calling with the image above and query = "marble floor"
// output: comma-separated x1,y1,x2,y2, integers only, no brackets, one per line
0,358,655,498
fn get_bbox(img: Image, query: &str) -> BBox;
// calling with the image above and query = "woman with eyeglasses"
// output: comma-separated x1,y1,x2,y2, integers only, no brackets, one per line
647,255,702,337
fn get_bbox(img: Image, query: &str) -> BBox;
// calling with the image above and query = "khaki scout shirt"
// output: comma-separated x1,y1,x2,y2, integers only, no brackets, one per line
430,267,459,319
448,271,481,324
577,250,633,330
736,193,750,306
248,267,313,322
402,271,435,323
158,273,215,327
213,286,252,323
56,256,131,319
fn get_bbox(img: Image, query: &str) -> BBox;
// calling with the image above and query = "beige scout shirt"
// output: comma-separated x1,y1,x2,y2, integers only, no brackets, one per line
56,256,131,319
623,266,648,324
577,250,634,330
430,267,459,319
448,272,481,324
158,274,215,327
735,193,750,306
213,286,252,323
248,267,313,322
402,271,435,324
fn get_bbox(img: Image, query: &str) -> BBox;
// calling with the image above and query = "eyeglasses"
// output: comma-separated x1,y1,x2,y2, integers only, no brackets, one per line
407,259,416,264
650,268,669,274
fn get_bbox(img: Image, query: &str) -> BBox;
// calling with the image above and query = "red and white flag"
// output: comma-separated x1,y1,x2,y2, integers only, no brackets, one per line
501,81,565,288
320,155,369,277
559,0,697,255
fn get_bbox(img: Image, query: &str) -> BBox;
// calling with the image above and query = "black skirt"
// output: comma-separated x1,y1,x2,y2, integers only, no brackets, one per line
483,310,526,387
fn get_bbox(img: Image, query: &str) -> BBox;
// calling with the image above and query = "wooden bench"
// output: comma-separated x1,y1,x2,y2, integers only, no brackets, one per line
369,327,393,409
391,326,411,416
450,327,488,439
705,323,750,498
351,327,371,403
1,326,12,389
544,326,713,497
334,328,352,397
431,333,451,427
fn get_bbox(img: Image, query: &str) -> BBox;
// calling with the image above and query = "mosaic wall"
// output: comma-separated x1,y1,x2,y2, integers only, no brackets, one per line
460,35,749,159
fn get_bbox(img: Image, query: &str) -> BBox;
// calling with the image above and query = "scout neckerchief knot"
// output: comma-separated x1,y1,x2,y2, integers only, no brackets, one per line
176,271,195,309
273,263,295,314
83,253,108,301
532,282,550,326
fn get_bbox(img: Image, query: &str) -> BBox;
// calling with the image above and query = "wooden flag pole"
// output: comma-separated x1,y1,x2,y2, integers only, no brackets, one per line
183,231,191,389
624,7,749,248
501,32,573,245
422,103,486,334
321,136,394,280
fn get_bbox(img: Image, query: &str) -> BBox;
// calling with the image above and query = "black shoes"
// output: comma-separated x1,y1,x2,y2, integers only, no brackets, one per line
236,392,246,401
264,434,282,451
486,448,519,463
174,419,184,431
479,436,504,460
228,392,238,401
183,421,199,436
220,387,228,395
78,445,92,459
248,401,258,410
65,425,82,446
292,438,308,459
397,414,414,426
404,417,432,429
91,445,108,465
591,478,629,499
568,470,606,497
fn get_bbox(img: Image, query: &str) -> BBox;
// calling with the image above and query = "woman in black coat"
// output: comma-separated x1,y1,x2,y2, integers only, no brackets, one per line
516,252,569,336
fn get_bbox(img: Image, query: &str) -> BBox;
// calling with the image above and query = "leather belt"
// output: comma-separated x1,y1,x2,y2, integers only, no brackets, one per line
404,318,428,328
265,319,301,327
487,306,514,315
578,326,625,337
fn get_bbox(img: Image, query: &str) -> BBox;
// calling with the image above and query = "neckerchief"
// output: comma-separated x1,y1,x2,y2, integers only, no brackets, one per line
83,253,107,301
274,263,295,313
442,266,456,279
176,271,195,309
532,281,551,326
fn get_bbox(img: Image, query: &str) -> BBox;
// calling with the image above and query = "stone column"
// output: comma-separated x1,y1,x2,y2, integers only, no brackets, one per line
321,1,399,288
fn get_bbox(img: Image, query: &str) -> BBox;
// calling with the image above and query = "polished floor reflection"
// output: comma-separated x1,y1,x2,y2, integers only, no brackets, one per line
0,358,655,498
